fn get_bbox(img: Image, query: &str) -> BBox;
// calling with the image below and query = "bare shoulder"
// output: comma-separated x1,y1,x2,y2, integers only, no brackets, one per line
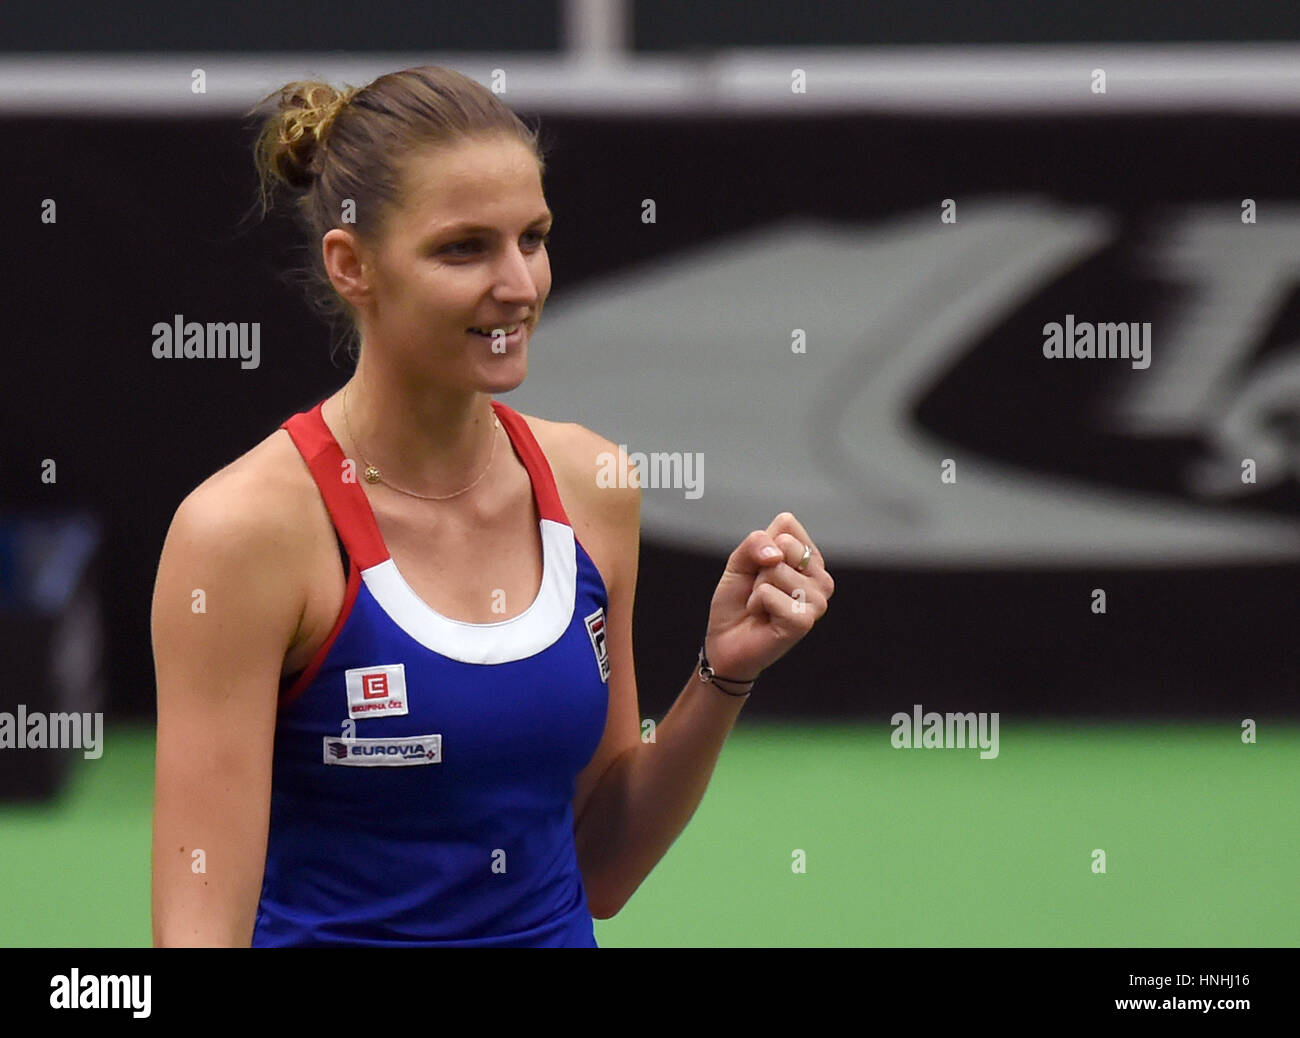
517,412,640,588
165,427,321,563
518,412,637,508
152,426,329,680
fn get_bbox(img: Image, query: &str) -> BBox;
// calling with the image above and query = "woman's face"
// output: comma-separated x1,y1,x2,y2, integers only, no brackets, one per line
338,134,552,394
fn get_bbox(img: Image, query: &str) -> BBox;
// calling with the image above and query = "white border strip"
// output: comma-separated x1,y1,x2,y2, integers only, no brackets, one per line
360,518,576,665
2,46,1299,116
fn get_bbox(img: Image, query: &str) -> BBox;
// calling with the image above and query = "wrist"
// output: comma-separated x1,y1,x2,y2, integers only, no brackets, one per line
702,636,760,684
698,640,760,697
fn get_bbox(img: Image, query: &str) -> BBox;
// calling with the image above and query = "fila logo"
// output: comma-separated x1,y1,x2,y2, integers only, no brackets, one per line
323,734,441,767
345,664,408,719
585,607,610,683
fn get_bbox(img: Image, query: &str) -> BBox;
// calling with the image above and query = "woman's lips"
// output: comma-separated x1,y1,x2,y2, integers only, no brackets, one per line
468,324,525,348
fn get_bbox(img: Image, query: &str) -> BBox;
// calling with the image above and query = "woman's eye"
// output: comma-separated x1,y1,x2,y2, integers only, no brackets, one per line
443,232,549,257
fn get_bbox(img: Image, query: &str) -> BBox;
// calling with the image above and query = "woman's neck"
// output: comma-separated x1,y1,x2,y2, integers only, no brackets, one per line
329,364,499,496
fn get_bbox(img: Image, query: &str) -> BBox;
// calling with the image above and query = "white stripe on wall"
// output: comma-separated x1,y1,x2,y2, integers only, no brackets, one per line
2,45,1298,116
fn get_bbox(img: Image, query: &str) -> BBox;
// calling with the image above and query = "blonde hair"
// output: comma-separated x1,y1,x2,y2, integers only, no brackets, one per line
246,66,547,362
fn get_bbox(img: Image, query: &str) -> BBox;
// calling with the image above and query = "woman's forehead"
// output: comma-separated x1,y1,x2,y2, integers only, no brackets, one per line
397,142,543,217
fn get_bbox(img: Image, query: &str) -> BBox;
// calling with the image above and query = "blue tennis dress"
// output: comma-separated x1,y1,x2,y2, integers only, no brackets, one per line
251,397,611,947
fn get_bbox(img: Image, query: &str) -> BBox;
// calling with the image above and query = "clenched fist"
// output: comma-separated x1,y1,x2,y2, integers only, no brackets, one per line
703,511,834,683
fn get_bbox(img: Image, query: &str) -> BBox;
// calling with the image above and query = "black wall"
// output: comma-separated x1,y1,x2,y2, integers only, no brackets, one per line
3,1,1297,51
3,108,1296,721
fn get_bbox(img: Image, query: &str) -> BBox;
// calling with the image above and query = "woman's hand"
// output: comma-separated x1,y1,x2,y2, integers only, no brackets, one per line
703,511,834,682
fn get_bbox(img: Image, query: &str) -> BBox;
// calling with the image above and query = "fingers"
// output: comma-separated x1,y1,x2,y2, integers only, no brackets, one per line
770,532,809,570
765,511,827,575
727,514,835,605
725,528,789,579
762,530,835,600
748,558,830,616
748,580,825,629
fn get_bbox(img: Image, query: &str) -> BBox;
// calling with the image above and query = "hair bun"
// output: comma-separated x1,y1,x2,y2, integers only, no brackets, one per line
272,81,357,188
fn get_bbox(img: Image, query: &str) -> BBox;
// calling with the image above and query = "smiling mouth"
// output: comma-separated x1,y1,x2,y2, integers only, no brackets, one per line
467,322,527,343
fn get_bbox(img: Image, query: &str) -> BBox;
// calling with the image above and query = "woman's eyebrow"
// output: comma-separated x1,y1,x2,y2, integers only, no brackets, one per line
429,211,553,237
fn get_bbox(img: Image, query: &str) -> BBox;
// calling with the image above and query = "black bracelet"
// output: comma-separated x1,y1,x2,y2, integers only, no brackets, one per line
697,644,759,697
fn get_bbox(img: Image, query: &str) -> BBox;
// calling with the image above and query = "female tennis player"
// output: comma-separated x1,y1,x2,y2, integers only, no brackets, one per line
150,65,834,947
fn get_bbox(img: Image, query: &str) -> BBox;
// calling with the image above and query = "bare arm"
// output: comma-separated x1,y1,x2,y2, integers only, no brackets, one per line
150,480,305,947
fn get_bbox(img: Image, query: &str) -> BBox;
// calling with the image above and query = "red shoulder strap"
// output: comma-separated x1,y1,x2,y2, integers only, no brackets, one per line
279,402,391,570
491,401,570,525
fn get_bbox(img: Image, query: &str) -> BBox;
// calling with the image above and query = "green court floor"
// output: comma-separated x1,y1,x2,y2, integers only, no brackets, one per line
1,721,1295,946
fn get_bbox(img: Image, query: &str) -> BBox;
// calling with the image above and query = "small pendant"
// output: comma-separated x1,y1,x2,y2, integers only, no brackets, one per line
364,466,382,484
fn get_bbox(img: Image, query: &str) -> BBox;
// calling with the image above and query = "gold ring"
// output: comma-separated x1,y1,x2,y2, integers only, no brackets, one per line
796,543,812,571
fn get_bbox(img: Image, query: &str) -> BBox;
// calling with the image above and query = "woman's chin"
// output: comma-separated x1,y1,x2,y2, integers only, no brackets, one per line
480,353,527,392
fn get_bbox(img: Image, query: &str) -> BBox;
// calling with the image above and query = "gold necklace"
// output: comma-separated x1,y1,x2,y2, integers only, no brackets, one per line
342,384,500,501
